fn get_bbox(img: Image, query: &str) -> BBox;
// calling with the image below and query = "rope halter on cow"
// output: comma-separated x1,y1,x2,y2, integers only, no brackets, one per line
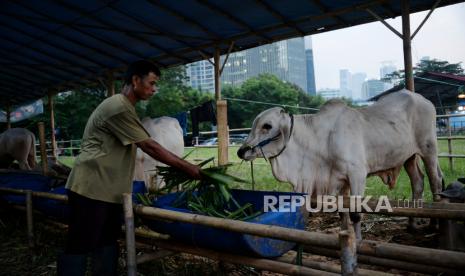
250,112,294,161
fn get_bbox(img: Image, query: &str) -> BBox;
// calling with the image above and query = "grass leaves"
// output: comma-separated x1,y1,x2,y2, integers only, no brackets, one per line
139,158,261,221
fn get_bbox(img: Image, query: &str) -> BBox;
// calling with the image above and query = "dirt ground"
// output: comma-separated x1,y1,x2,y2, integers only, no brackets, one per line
0,205,443,276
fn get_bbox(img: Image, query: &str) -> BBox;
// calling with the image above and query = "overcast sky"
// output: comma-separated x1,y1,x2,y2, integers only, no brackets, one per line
310,2,465,90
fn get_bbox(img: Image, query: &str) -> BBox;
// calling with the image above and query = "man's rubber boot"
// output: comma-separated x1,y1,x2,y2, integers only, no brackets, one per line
91,245,119,276
57,254,88,276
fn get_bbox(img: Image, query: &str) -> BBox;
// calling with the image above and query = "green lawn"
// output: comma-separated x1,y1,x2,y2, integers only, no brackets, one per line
58,140,465,201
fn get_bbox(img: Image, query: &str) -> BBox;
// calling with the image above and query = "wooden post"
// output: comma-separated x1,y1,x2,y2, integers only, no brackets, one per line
6,105,11,129
48,92,57,160
106,72,115,97
26,190,35,249
123,193,137,276
214,47,229,165
402,0,414,91
217,100,229,165
37,122,48,175
339,230,357,275
447,117,453,170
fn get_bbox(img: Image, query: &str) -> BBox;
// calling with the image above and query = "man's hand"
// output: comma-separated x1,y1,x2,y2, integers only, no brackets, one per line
137,139,202,180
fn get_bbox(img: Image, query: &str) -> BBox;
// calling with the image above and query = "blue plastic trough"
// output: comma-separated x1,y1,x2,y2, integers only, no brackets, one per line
143,189,307,257
0,173,147,222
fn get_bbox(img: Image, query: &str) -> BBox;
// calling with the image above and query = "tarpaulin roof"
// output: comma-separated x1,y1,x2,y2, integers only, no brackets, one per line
1,0,463,108
371,71,465,113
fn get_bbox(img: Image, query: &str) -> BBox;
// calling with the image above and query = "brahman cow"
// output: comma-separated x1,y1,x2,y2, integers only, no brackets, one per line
0,128,36,170
237,89,443,238
133,116,184,191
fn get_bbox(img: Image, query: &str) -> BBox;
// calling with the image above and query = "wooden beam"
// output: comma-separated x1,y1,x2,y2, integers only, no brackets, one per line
151,239,337,276
196,0,273,43
310,0,348,26
6,104,11,129
48,92,57,160
402,0,414,91
411,0,441,39
37,122,48,175
54,0,192,64
254,0,306,35
146,0,221,40
365,8,403,39
5,3,130,64
123,194,137,276
105,3,214,59
0,15,106,70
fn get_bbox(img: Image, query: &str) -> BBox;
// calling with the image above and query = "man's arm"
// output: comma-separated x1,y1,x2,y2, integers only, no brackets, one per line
136,138,201,179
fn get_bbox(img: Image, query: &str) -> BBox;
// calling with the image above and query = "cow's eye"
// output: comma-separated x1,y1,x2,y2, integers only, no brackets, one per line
262,123,272,130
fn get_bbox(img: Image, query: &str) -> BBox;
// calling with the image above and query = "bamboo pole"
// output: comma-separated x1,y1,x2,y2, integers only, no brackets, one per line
26,190,35,249
6,104,11,129
214,47,229,165
135,205,465,269
217,100,228,165
151,239,337,276
402,0,414,91
123,193,137,276
0,187,67,202
106,72,115,97
277,251,395,276
48,92,57,160
304,246,462,275
339,229,357,275
135,205,339,248
37,122,48,175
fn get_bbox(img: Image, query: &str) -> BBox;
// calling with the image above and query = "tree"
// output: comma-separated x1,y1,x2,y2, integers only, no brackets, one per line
224,74,325,128
144,66,213,118
383,59,464,86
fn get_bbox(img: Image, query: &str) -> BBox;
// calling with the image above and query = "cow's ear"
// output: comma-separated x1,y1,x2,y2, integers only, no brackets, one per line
280,108,288,114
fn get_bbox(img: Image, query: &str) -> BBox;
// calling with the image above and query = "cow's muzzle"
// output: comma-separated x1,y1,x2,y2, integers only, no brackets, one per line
237,145,252,159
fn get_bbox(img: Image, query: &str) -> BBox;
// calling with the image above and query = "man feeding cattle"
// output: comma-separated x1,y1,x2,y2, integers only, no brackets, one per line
59,60,201,275
237,89,443,239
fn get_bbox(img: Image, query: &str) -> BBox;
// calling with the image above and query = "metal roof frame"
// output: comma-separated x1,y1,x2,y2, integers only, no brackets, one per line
0,0,463,108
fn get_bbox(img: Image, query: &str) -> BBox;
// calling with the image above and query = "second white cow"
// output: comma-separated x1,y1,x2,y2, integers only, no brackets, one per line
237,89,443,238
134,116,184,191
0,128,36,170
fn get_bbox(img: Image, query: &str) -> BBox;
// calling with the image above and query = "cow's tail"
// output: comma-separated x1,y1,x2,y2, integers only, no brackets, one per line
437,164,444,191
28,133,37,169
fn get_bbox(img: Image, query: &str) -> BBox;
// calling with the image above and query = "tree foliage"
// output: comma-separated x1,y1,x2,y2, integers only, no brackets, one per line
383,59,464,86
224,74,325,128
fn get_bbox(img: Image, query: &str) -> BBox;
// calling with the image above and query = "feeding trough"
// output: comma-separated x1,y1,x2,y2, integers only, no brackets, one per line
142,189,307,257
0,172,147,221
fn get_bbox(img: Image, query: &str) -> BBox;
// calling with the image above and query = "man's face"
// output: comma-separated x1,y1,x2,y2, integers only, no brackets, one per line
133,72,159,100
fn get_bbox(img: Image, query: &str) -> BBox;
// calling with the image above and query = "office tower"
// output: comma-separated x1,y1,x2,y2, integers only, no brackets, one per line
351,72,367,100
305,36,317,95
362,79,385,99
185,60,215,92
186,37,308,92
339,69,352,98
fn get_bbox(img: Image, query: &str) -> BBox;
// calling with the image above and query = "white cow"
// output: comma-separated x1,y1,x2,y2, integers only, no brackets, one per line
0,128,36,170
134,116,184,191
237,89,443,238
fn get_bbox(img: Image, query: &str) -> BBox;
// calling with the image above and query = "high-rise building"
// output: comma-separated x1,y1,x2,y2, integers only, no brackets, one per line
318,88,340,100
351,72,367,100
362,79,385,99
185,37,308,92
305,37,316,95
339,69,352,98
185,60,214,92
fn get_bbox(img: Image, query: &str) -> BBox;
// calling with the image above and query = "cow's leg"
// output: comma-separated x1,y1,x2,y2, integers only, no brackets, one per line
404,155,425,230
18,160,31,170
421,153,443,230
348,172,367,240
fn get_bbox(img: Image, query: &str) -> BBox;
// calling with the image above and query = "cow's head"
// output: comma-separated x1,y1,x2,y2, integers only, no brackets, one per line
237,107,293,161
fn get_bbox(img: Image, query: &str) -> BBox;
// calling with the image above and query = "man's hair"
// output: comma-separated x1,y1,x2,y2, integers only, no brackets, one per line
124,60,161,85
